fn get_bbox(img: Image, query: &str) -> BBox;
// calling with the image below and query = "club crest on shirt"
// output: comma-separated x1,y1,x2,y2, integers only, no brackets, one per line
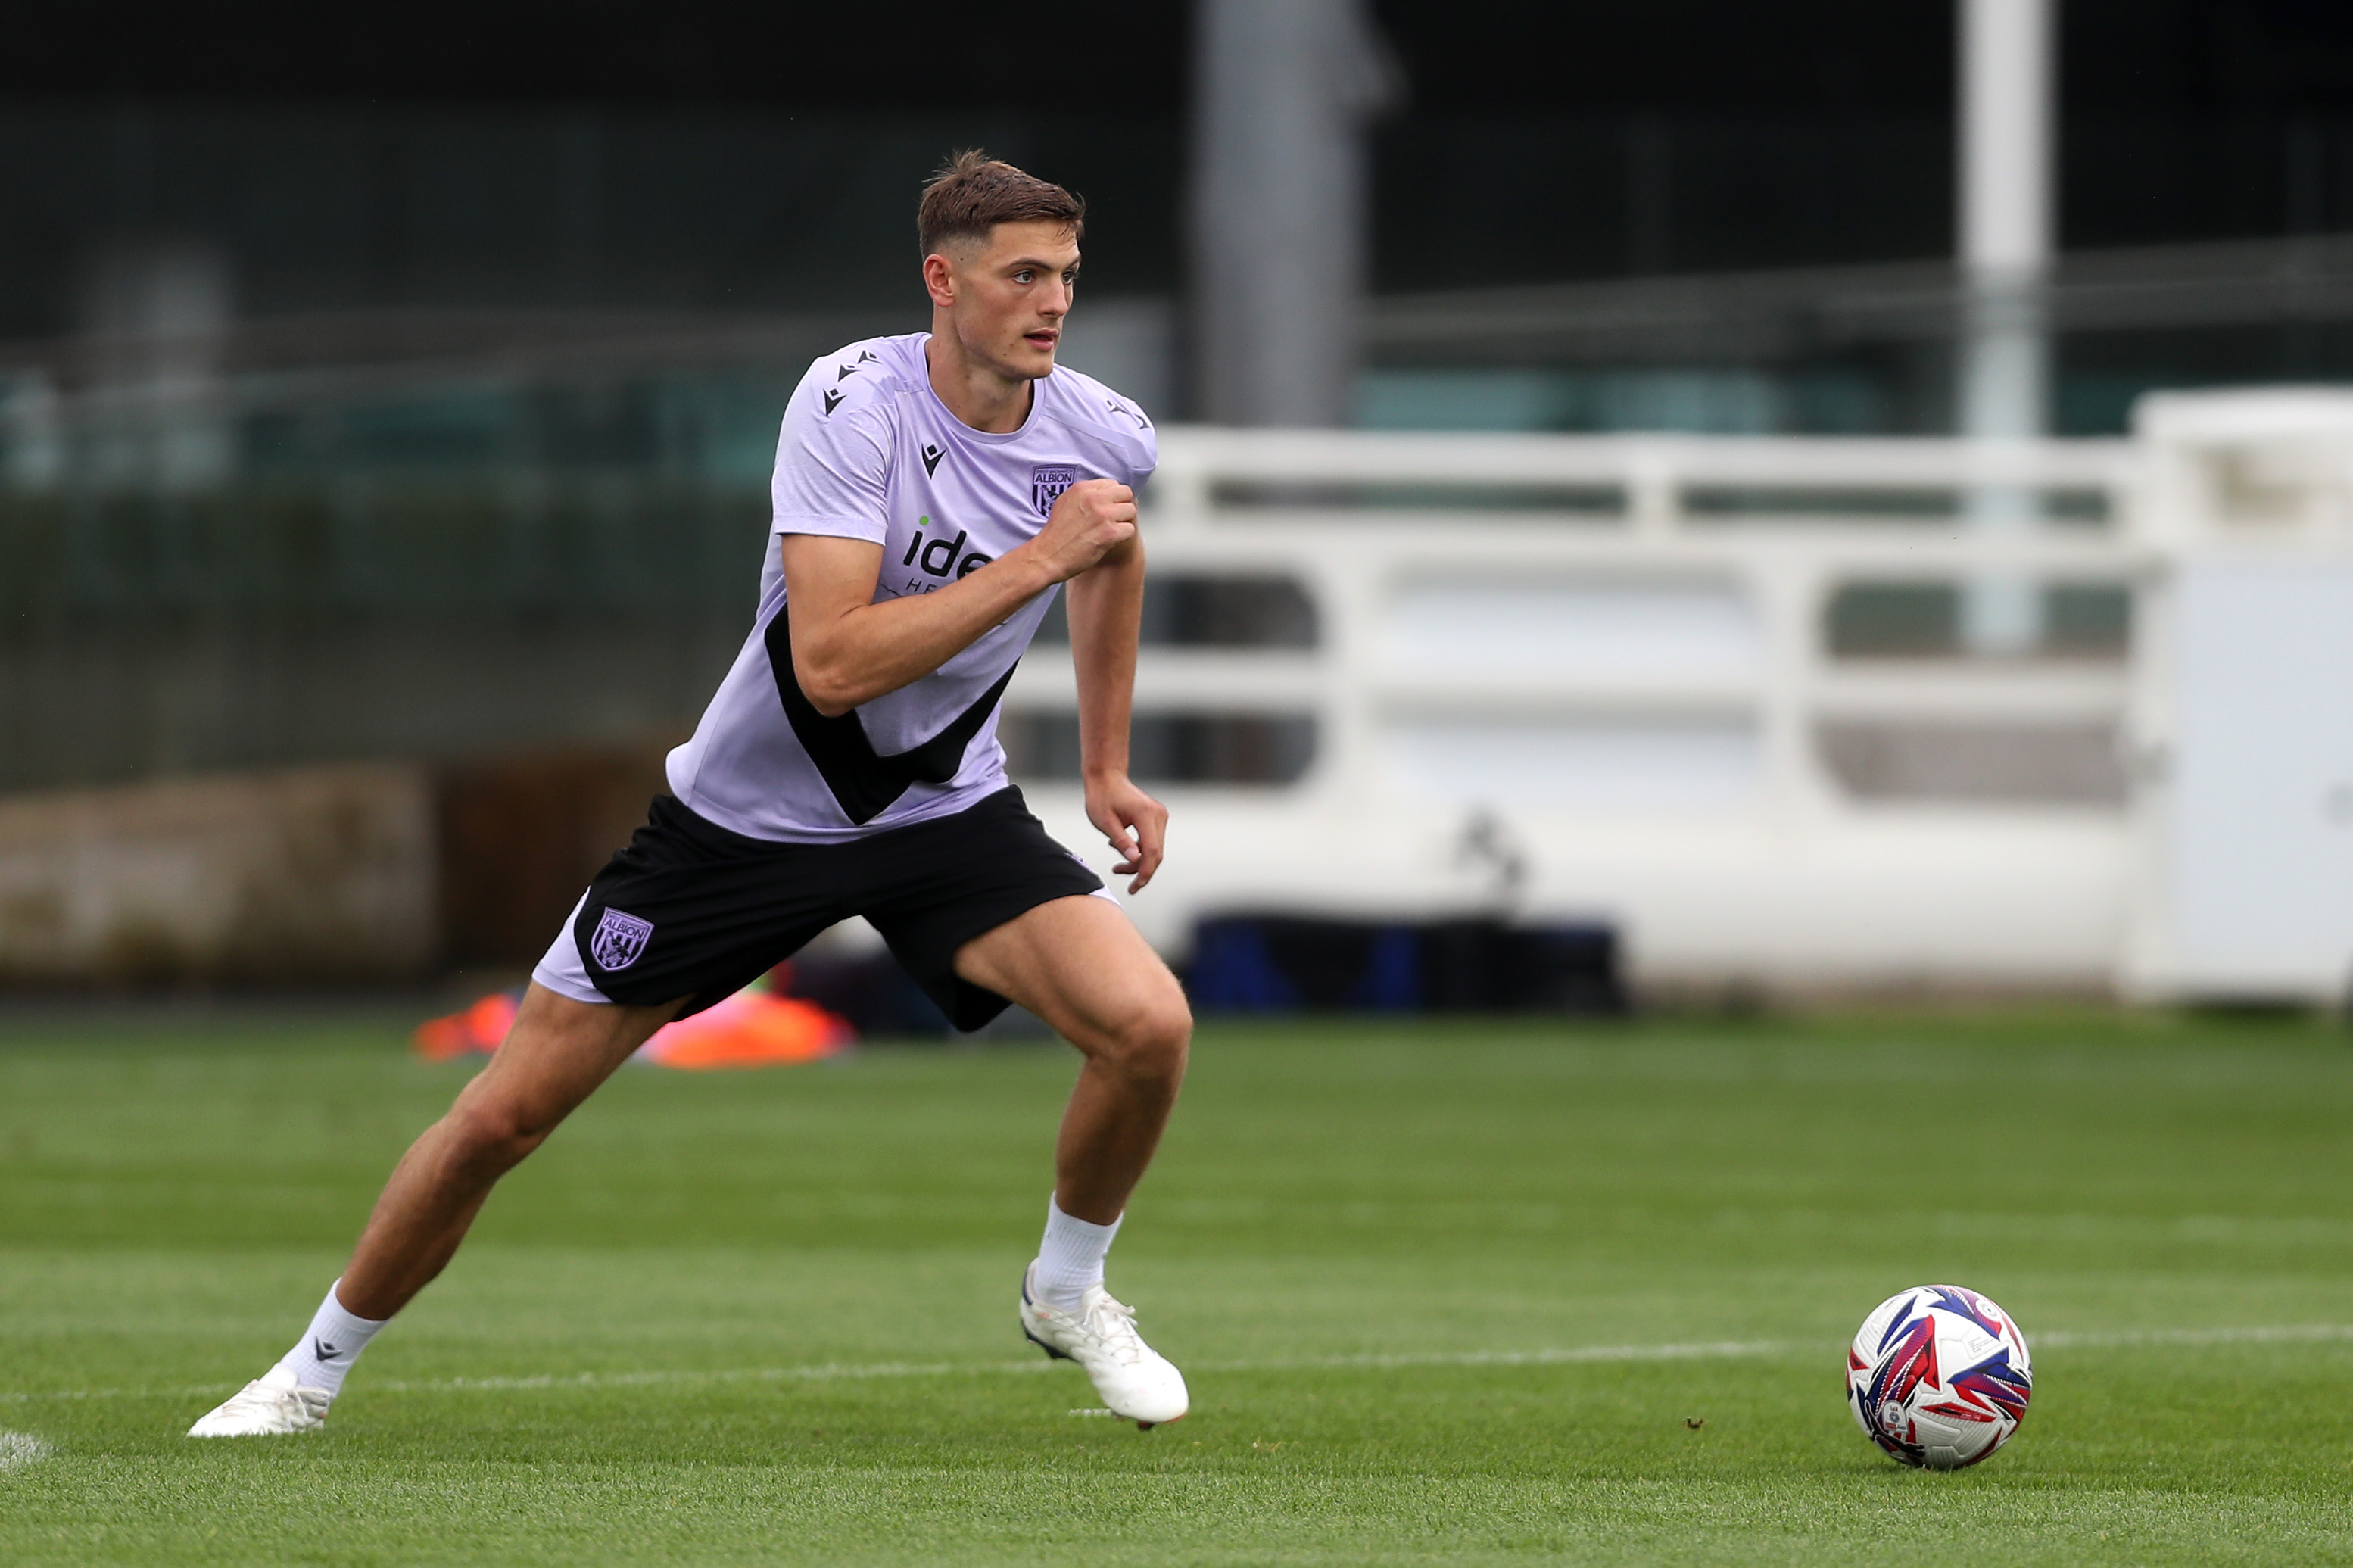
1032,465,1080,518
589,909,654,971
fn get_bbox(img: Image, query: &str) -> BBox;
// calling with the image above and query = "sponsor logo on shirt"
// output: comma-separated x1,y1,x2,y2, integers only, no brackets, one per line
898,515,994,590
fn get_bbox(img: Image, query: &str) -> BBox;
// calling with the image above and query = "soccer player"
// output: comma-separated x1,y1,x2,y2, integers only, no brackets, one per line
189,152,1192,1436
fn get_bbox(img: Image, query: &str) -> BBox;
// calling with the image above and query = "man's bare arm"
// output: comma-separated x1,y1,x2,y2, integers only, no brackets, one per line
784,478,1137,716
1065,530,1168,891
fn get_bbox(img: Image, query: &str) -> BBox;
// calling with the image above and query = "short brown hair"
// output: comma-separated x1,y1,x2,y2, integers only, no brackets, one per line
918,149,1086,257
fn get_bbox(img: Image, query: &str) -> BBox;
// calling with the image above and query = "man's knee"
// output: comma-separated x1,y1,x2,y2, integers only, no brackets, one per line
441,1093,556,1175
1089,985,1192,1083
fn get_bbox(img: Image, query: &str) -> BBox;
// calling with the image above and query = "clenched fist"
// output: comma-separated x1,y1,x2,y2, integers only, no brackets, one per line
1027,479,1138,584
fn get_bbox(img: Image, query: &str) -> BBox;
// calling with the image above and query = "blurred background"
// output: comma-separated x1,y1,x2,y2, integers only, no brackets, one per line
3,0,2351,1018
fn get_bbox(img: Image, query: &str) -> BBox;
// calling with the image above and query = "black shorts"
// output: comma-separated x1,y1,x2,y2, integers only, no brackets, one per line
566,786,1103,1030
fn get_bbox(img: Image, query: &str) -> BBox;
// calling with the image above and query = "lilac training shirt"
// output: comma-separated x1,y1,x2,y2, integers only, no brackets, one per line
664,332,1156,843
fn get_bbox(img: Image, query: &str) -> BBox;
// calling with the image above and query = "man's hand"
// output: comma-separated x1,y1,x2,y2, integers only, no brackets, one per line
1025,479,1137,584
1085,770,1168,893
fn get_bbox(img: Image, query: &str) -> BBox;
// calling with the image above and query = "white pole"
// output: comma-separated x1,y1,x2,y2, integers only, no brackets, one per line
1958,0,2054,655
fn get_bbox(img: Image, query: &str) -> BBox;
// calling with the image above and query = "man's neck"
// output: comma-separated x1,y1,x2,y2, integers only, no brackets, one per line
925,324,1036,435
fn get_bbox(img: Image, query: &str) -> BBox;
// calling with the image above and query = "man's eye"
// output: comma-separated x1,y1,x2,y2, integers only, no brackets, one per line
1013,270,1034,283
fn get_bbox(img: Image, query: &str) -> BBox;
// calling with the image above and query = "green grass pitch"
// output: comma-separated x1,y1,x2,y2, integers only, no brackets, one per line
5,1006,2353,1564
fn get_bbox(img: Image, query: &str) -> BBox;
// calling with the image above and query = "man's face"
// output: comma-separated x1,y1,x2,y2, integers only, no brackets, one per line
930,220,1081,382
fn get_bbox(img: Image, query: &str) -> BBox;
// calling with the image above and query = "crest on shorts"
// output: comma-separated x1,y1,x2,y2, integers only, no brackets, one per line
589,909,653,971
1032,464,1080,518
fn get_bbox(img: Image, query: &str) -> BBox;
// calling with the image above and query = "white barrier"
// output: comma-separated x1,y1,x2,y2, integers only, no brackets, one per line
1008,428,2155,996
2127,391,2353,1004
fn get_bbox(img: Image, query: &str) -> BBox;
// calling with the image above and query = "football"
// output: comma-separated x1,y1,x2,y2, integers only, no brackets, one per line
1847,1285,2034,1470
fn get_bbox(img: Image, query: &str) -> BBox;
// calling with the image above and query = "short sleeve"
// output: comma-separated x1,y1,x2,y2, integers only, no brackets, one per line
770,368,892,544
1088,383,1158,490
1130,419,1159,490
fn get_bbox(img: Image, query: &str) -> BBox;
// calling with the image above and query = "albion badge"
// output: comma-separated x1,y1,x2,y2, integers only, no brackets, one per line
589,909,654,971
1032,464,1079,518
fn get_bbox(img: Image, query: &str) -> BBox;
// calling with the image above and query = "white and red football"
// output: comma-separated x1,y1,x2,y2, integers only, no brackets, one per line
1847,1285,2034,1470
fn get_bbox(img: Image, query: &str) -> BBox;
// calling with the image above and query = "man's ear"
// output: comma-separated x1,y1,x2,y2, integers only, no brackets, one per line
922,252,956,310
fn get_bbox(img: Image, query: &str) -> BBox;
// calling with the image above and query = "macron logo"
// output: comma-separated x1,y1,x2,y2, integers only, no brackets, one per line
822,390,844,416
313,1338,342,1363
922,444,945,477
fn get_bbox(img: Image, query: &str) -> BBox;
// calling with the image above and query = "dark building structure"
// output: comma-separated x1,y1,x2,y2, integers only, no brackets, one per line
2,0,2351,793
0,2,2348,404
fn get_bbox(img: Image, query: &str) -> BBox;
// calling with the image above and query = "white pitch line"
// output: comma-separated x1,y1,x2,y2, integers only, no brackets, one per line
5,1325,2350,1408
0,1359,1058,1407
371,1359,1057,1394
2034,1323,2353,1350
0,1341,1789,1407
1205,1341,1789,1373
0,1430,52,1470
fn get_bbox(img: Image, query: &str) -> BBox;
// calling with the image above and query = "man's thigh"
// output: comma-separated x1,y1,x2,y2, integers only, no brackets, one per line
952,895,1187,1044
453,982,684,1130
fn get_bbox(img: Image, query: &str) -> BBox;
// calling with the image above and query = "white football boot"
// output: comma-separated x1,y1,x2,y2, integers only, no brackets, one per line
1019,1265,1189,1429
186,1364,332,1437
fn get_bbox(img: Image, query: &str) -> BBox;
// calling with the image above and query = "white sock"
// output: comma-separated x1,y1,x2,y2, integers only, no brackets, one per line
272,1280,388,1398
1031,1195,1122,1312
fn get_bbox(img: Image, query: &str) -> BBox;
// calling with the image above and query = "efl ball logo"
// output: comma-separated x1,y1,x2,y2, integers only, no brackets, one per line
1847,1285,2033,1470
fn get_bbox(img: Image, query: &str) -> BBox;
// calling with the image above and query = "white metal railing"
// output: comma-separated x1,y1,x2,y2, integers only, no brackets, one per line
1008,428,2156,991
1010,430,2145,813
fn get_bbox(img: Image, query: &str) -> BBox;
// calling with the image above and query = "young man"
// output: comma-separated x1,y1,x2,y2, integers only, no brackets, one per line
189,151,1193,1436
